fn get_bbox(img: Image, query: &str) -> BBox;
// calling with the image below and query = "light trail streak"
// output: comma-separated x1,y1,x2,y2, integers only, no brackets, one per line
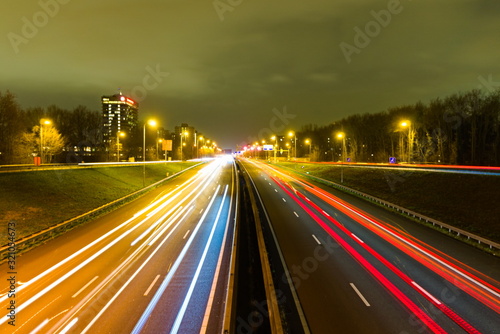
170,185,229,333
131,185,222,334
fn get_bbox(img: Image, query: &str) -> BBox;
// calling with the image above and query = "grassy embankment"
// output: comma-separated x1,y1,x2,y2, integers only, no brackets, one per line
277,162,500,243
0,162,198,242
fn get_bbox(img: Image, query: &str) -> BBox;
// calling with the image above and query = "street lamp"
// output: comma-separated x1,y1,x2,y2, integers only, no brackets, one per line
117,131,125,162
143,119,157,186
198,136,204,159
271,135,278,163
288,131,297,161
305,139,312,157
400,120,412,163
158,139,165,161
39,119,51,164
337,132,345,183
180,131,188,160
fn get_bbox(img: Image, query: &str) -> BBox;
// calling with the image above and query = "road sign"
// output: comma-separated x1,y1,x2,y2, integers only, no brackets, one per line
263,145,274,151
389,157,396,164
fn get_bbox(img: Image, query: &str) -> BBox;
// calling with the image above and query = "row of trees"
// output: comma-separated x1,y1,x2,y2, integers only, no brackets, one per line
0,91,219,164
288,89,500,165
0,91,102,164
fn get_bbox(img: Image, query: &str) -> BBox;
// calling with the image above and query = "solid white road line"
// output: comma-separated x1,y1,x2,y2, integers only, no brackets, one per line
59,318,78,334
170,185,229,334
183,230,191,239
131,185,222,334
350,283,370,307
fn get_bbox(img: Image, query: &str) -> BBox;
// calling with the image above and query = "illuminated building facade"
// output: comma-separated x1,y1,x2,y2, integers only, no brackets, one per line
101,93,139,144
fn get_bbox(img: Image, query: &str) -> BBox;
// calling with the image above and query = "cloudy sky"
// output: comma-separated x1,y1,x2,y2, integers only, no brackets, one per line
1,0,499,148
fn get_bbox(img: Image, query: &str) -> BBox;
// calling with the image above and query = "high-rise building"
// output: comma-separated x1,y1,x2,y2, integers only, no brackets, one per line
101,93,139,144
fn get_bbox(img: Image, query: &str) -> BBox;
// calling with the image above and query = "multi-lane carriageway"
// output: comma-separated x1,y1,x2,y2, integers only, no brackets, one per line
1,156,499,333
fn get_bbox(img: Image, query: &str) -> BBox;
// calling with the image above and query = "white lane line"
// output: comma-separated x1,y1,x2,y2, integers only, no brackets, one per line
294,212,299,217
17,296,60,334
411,281,441,305
144,275,161,296
200,209,204,214
312,234,321,245
322,210,330,216
72,276,99,298
282,198,286,202
274,189,278,192
0,168,204,313
307,185,500,299
80,206,194,334
201,182,235,334
59,318,78,334
170,185,229,333
350,283,370,307
183,230,191,239
131,185,222,334
269,182,272,185
29,319,49,334
351,234,364,244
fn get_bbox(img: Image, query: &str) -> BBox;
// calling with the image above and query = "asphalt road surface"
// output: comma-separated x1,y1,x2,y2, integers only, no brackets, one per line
240,158,500,334
1,157,237,333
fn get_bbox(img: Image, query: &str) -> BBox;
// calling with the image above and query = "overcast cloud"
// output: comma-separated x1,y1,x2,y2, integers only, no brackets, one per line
1,0,499,147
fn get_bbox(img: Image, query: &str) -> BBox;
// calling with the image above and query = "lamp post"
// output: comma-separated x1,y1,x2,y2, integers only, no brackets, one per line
288,131,297,161
271,135,277,163
180,131,188,160
305,139,311,157
400,120,412,163
198,136,204,159
143,119,157,187
39,119,51,164
117,131,125,162
158,139,164,161
337,132,345,183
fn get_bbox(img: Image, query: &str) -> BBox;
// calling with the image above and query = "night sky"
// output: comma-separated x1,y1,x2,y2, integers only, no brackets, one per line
2,0,499,148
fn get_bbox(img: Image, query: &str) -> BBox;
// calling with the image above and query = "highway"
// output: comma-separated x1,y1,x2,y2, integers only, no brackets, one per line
0,157,237,333
239,158,500,333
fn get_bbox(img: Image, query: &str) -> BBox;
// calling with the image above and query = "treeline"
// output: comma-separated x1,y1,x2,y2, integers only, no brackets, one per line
296,89,500,166
0,91,102,164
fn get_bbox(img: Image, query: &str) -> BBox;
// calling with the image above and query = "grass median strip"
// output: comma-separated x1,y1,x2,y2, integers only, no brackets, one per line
276,162,500,243
0,162,197,242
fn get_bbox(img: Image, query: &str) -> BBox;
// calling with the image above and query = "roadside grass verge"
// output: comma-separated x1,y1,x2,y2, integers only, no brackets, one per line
277,162,500,243
0,162,197,241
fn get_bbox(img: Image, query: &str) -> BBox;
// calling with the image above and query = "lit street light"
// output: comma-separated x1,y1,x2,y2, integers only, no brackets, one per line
337,132,346,183
288,131,297,161
271,135,277,163
117,131,125,162
180,131,188,160
39,119,51,164
400,120,412,163
305,139,312,157
143,119,157,186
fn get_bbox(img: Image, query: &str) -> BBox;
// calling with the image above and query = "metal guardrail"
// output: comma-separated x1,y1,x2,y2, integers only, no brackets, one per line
280,166,500,254
0,163,203,262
